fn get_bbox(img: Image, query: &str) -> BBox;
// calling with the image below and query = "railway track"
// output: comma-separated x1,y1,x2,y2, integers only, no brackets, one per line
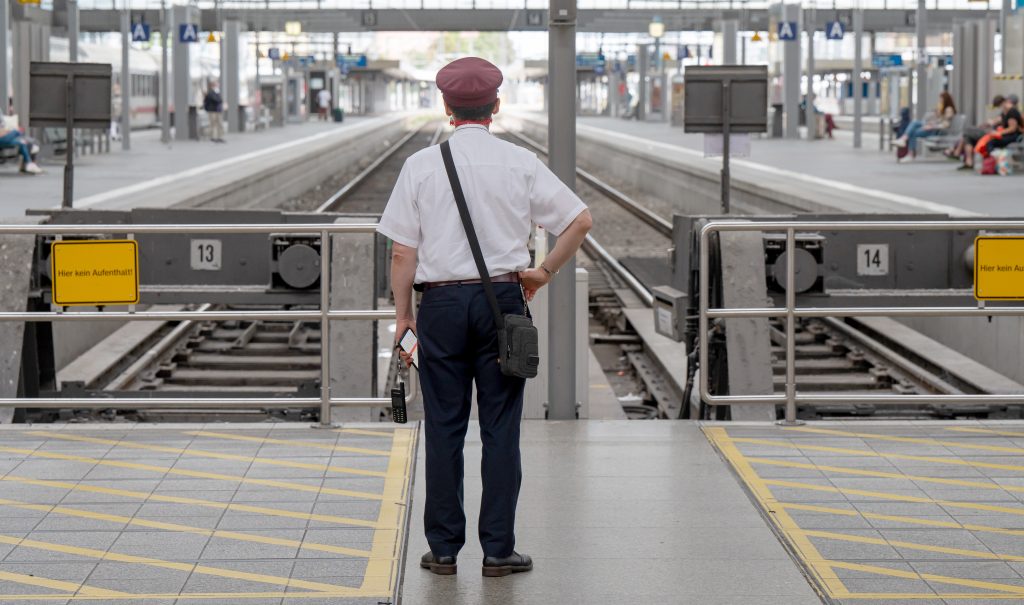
499,125,1012,421
46,123,444,423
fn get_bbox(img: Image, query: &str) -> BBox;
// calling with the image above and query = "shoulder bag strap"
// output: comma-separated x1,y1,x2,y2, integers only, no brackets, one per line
439,140,505,329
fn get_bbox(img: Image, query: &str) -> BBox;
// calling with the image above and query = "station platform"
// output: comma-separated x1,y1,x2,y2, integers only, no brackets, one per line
0,116,409,217
3,420,1024,603
512,112,1021,218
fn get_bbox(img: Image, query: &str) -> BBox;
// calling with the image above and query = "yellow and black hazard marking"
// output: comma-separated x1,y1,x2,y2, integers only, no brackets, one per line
705,424,1024,602
0,425,418,602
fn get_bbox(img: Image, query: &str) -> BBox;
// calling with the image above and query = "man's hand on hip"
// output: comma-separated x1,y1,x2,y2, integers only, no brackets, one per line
518,268,552,302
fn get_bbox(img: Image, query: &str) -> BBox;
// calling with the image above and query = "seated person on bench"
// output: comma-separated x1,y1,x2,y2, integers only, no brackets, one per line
0,118,42,174
945,95,1005,162
894,92,956,161
960,95,1021,171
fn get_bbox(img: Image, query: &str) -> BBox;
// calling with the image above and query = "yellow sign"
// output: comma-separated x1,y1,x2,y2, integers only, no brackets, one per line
17,0,41,5
51,240,140,306
974,236,1024,300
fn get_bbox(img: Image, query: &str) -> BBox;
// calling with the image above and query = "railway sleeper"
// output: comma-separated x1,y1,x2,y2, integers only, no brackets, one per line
773,373,890,391
176,353,321,370
770,358,866,374
160,369,320,386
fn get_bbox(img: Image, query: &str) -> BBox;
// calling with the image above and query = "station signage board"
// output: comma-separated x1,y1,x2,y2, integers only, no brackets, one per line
872,53,904,68
825,21,845,40
178,23,199,43
974,237,1024,300
335,54,368,69
131,23,151,42
777,21,798,41
51,240,140,306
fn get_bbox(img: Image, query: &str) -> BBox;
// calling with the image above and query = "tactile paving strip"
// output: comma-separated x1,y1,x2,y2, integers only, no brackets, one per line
706,422,1024,604
0,424,418,604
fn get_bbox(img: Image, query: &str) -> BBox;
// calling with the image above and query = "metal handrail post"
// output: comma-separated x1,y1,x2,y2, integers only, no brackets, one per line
320,229,332,426
698,224,711,414
780,227,804,426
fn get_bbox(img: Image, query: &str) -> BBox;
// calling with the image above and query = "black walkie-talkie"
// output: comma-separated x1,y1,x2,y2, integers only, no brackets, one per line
391,380,407,424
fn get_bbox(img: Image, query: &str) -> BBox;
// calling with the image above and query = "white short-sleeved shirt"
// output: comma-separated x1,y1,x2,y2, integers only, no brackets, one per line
377,124,587,284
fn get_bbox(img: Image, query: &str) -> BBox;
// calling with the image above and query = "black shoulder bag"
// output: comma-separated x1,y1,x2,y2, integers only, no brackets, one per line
439,140,540,379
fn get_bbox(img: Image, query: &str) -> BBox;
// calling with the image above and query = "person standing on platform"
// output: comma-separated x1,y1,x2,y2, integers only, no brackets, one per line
203,81,225,143
317,88,332,121
377,57,593,578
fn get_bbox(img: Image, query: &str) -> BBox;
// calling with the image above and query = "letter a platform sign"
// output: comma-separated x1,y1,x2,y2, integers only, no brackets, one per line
131,23,151,42
974,236,1024,300
179,23,199,43
777,21,798,41
51,240,140,306
826,21,845,40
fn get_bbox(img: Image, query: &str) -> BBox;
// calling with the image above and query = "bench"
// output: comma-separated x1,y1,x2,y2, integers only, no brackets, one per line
917,114,967,160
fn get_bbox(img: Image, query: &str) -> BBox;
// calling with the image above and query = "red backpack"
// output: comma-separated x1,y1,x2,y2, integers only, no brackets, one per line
980,156,998,175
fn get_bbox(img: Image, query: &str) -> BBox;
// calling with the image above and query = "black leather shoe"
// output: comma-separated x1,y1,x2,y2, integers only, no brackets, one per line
420,551,457,575
482,551,533,577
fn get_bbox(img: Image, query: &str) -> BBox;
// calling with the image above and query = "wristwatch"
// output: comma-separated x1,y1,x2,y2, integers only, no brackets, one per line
540,263,557,276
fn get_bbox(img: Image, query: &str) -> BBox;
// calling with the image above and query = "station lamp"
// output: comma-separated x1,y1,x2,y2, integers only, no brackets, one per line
285,21,302,36
648,16,665,40
751,31,763,42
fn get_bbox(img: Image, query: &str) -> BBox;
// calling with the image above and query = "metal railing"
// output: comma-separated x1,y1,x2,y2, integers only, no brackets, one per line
0,222,414,426
698,220,1024,424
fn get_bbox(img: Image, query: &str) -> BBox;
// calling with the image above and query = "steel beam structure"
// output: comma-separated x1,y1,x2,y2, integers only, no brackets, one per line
720,19,738,65
805,7,815,141
225,19,241,133
853,8,864,149
74,8,996,34
0,0,8,115
120,10,130,151
783,3,801,140
915,0,928,121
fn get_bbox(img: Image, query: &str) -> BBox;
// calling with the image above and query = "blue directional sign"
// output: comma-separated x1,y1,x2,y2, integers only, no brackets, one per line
335,54,368,69
825,21,845,40
178,23,199,43
131,22,151,42
777,21,798,41
268,47,281,60
872,53,904,68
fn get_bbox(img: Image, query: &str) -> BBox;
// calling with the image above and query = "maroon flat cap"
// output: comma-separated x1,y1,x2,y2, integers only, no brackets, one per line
436,57,503,108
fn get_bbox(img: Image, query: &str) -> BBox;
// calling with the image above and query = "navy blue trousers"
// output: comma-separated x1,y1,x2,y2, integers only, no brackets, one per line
417,282,526,559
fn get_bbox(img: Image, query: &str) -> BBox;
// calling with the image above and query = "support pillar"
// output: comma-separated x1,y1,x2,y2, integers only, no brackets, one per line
783,2,801,139
12,14,51,133
720,19,738,64
637,43,648,121
225,19,241,133
120,10,130,150
547,0,578,420
160,1,170,143
0,0,8,113
805,7,815,140
915,0,928,120
172,4,195,141
853,8,864,148
977,19,995,126
67,0,78,62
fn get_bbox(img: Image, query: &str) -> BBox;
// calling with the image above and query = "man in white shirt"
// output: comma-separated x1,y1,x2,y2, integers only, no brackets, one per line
377,57,592,578
317,88,332,121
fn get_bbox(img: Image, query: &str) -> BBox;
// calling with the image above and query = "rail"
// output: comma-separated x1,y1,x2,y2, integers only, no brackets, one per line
698,219,1024,425
0,221,413,426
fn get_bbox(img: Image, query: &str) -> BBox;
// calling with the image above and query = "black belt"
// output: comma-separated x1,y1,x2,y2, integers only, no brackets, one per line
416,272,520,291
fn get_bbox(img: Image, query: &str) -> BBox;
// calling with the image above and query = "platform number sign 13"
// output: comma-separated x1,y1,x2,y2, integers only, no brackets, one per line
191,239,222,271
856,243,889,276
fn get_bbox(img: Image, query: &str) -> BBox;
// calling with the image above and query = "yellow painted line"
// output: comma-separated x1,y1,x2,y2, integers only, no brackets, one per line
800,528,1024,563
747,456,1024,495
0,497,374,559
732,436,1024,474
359,427,417,596
703,427,845,597
784,425,1024,455
0,476,386,529
763,478,1024,517
0,446,383,501
336,428,395,437
0,533,357,594
28,431,388,478
827,560,1024,596
185,430,391,456
0,571,130,597
947,426,1024,439
840,593,1024,600
778,501,1024,539
0,591,389,601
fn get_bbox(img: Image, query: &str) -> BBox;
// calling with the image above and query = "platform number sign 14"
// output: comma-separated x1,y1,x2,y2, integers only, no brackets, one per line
857,244,889,276
191,239,222,271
